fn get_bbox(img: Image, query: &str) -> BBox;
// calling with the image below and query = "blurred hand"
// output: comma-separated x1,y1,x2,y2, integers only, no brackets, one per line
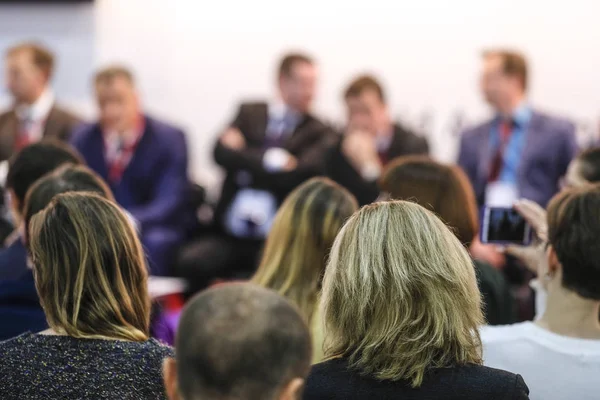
282,155,298,172
342,130,380,172
503,199,548,274
470,237,506,269
220,127,246,151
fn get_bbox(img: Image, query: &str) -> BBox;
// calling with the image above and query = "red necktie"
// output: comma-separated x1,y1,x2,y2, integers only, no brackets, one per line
488,119,513,182
15,118,33,151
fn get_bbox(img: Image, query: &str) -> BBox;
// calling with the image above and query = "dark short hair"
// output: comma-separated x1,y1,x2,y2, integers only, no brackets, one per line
344,74,386,103
23,164,114,244
547,184,600,299
95,65,135,86
483,49,528,91
278,53,313,78
576,147,600,183
6,42,55,79
176,283,312,400
380,156,478,246
6,140,83,212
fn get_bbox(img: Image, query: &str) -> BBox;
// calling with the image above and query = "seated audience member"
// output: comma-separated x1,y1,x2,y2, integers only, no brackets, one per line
163,283,312,400
481,185,600,400
252,177,357,362
560,146,600,189
0,164,113,341
304,201,529,399
0,140,82,281
380,156,515,325
176,53,336,292
0,193,173,399
71,66,190,275
325,75,429,206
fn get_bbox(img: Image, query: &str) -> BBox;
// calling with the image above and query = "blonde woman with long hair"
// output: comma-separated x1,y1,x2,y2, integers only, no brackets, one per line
304,201,529,399
0,192,173,399
252,177,357,362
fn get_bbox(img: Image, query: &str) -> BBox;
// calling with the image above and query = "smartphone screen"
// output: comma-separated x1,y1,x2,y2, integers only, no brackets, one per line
480,207,532,245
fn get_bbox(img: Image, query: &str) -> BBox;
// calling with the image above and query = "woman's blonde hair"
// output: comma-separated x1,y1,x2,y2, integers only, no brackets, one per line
252,177,357,324
322,200,483,387
28,192,150,341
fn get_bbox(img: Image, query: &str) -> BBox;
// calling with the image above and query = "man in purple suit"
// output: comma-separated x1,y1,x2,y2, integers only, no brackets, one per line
71,67,190,276
458,50,578,209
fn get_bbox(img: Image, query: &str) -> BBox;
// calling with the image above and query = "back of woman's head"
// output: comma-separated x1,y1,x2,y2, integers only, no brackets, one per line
576,147,600,183
380,156,478,246
23,164,114,243
28,192,150,341
252,177,358,322
322,200,483,387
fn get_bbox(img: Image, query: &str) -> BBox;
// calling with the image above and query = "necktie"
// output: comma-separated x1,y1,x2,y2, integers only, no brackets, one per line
16,115,34,151
488,119,513,182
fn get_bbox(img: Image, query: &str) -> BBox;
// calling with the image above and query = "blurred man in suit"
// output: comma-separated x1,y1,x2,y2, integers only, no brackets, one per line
71,67,190,276
326,75,429,206
0,43,80,163
458,50,578,208
177,53,336,293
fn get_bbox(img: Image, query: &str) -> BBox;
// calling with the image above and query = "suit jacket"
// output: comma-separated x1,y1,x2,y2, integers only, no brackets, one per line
213,102,337,227
71,116,190,234
0,105,81,162
325,123,429,206
0,270,46,341
304,358,529,400
0,239,29,281
458,111,577,207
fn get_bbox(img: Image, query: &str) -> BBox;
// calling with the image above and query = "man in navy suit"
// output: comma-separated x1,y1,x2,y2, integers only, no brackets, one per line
71,67,190,276
458,50,578,209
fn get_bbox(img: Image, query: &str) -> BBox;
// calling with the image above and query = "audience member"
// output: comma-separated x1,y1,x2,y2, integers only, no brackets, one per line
304,201,529,399
325,75,429,206
458,50,577,208
0,164,113,341
380,156,516,325
176,53,336,292
71,66,191,275
0,43,81,163
482,185,600,400
252,177,357,362
0,192,173,399
163,283,312,400
560,146,600,189
0,140,82,281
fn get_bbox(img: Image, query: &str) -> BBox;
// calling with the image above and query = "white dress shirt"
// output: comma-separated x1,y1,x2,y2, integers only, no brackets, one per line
14,88,55,142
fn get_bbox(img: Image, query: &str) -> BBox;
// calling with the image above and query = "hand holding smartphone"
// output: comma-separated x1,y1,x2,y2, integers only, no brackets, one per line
480,206,532,245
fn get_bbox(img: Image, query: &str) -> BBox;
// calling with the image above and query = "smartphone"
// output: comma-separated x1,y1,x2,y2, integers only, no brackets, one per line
480,207,532,245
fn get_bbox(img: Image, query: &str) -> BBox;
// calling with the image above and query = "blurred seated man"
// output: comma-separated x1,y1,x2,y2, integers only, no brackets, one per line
176,53,336,293
0,140,82,282
163,283,312,400
325,75,429,206
71,66,190,276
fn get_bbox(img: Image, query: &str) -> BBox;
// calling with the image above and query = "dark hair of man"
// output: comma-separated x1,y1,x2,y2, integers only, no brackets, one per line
95,65,135,86
482,49,528,91
344,74,386,104
6,42,55,80
176,283,312,400
6,140,83,213
547,184,600,299
278,53,313,79
577,147,600,183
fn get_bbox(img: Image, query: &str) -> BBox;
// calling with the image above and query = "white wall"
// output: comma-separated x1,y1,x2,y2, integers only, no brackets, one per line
1,0,599,194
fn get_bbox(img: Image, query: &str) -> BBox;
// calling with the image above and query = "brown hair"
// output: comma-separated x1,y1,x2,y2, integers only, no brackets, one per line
344,75,386,103
380,156,478,246
95,65,135,86
29,192,150,341
483,49,528,91
278,53,313,78
6,42,55,79
547,184,600,300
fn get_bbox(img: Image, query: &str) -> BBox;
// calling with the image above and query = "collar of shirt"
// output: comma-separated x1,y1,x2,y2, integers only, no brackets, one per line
268,101,301,129
103,116,146,162
375,127,394,153
495,103,532,128
15,88,55,122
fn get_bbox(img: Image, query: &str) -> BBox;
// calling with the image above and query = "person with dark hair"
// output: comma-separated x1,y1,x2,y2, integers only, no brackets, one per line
380,156,516,325
0,140,83,281
325,74,429,206
561,147,600,189
71,66,192,276
0,164,113,341
163,283,312,400
176,53,336,293
0,42,81,163
482,185,600,400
